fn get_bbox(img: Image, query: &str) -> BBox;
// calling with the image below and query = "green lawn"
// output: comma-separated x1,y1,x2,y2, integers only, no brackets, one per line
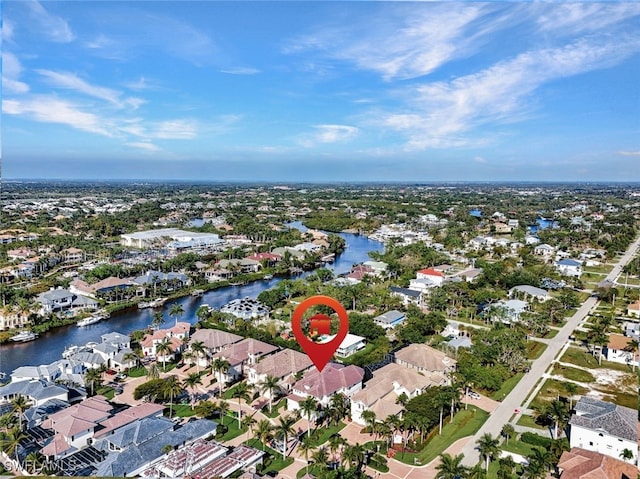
308,421,346,447
542,328,559,339
216,414,246,441
530,379,589,411
170,404,197,417
516,414,545,430
561,347,635,373
96,386,115,400
127,366,148,377
551,364,595,383
501,438,540,457
526,341,546,360
244,438,295,473
491,373,524,401
395,406,489,465
264,398,286,418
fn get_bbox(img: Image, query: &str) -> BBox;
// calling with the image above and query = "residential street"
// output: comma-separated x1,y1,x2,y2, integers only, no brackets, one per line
459,233,640,467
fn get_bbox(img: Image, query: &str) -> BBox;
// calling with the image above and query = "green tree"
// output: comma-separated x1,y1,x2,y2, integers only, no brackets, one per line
169,303,185,327
435,453,467,479
190,340,206,373
155,337,173,371
146,362,160,380
85,368,102,396
275,414,297,460
254,419,273,446
298,395,318,438
182,373,203,409
10,396,29,431
231,382,253,428
501,423,515,445
211,358,230,398
297,434,315,476
476,433,500,471
259,375,281,414
163,375,183,419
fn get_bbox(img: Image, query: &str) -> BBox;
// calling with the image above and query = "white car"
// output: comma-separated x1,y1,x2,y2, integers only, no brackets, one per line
467,391,481,400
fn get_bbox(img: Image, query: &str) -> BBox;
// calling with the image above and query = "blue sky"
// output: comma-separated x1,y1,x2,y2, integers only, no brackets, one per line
2,1,640,182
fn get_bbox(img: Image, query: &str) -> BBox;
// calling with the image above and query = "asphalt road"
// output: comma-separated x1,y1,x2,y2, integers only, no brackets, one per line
459,234,640,467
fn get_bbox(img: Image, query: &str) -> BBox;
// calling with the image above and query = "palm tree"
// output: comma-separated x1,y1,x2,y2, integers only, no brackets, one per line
211,358,230,397
329,392,348,425
619,448,634,462
298,396,318,438
563,381,578,410
501,423,515,445
231,382,253,428
24,451,45,474
196,305,211,324
623,338,639,371
361,410,377,436
11,396,29,431
497,456,516,479
342,442,365,471
0,413,17,432
163,375,183,419
254,419,273,447
241,415,256,436
218,400,230,426
311,446,329,468
259,375,281,414
476,433,500,472
155,337,173,371
385,414,402,448
297,434,315,475
190,340,206,373
147,362,160,380
527,448,553,474
435,453,467,479
328,433,347,465
182,373,203,409
467,463,487,479
85,368,102,396
169,303,185,327
275,414,296,460
151,310,165,329
545,399,569,439
122,351,140,370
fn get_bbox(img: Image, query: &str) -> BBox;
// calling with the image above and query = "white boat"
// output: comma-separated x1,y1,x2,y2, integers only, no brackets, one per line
263,274,274,280
10,331,38,342
138,297,168,309
76,310,109,327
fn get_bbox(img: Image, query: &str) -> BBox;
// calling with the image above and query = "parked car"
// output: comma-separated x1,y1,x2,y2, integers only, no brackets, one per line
467,391,481,400
115,373,127,381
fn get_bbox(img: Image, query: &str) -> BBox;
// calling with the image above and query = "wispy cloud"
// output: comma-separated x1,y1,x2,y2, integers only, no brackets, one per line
378,36,640,149
36,70,145,109
220,67,261,75
26,0,74,43
126,141,160,152
617,150,640,157
2,19,14,41
2,52,30,94
3,96,112,136
151,120,198,140
536,3,640,35
300,124,359,147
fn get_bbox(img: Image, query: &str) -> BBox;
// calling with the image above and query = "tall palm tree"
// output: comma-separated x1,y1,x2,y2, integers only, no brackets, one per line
501,423,515,445
122,351,140,370
218,400,230,426
385,414,402,448
497,456,516,479
190,340,206,373
169,303,185,327
151,310,165,329
275,415,297,460
155,337,173,371
527,448,553,474
563,382,578,410
2,426,26,459
361,410,377,436
311,446,329,469
298,396,318,438
84,368,102,396
241,415,256,437
297,434,315,476
435,453,467,479
11,396,29,431
182,373,203,409
342,443,365,471
328,433,347,465
545,399,569,439
254,419,273,447
259,375,281,414
476,433,500,472
329,392,348,425
163,375,183,419
623,338,639,371
467,463,487,479
147,362,160,380
211,358,230,397
231,382,253,428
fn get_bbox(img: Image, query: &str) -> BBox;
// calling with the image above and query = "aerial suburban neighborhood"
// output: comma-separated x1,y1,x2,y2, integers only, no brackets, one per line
0,182,638,479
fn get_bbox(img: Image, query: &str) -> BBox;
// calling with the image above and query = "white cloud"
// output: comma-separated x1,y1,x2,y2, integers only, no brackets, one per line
536,3,640,35
2,52,30,94
220,67,261,75
3,96,112,136
378,36,640,149
151,120,198,139
27,0,74,43
127,141,160,152
36,70,145,109
2,19,14,41
300,124,359,147
474,156,487,164
618,150,640,157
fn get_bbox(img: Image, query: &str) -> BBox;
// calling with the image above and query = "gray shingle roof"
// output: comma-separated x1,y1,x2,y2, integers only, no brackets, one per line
0,379,68,402
569,396,638,442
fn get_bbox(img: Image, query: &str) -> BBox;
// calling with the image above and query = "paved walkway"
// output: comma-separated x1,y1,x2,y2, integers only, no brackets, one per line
459,232,640,466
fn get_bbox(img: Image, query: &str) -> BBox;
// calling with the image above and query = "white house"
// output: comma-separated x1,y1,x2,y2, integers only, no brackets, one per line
373,310,406,330
390,286,424,307
509,285,551,302
569,397,637,464
626,301,640,319
556,258,583,277
602,334,638,366
415,268,445,286
489,299,529,324
318,333,366,358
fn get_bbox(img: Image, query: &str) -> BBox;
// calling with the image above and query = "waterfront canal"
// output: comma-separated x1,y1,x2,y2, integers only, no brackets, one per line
0,226,383,376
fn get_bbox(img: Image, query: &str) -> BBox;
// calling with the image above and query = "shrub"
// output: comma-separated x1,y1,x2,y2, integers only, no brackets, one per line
520,432,552,449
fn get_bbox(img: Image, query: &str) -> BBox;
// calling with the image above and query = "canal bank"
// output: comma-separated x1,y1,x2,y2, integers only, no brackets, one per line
0,227,383,377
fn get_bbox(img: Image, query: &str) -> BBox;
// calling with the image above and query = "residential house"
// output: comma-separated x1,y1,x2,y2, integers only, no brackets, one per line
623,321,639,341
133,270,189,294
11,359,85,386
373,310,406,330
36,288,99,316
351,363,442,427
568,397,637,463
556,259,583,277
220,298,269,322
489,299,529,325
318,333,366,358
390,286,424,307
408,277,438,293
362,261,388,277
415,268,445,286
7,247,35,261
534,243,555,260
558,448,637,479
210,338,279,382
189,329,243,365
394,343,456,380
245,252,282,266
626,301,640,319
246,349,314,394
141,322,190,362
62,247,84,263
446,336,472,350
184,443,264,479
0,308,31,331
509,285,551,302
0,379,69,407
602,334,638,366
70,277,140,300
287,363,364,414
455,268,483,283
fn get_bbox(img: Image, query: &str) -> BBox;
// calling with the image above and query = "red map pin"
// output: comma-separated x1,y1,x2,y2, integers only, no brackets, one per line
291,295,349,372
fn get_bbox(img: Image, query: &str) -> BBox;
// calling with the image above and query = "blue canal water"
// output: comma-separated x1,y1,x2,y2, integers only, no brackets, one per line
0,225,383,376
528,217,558,234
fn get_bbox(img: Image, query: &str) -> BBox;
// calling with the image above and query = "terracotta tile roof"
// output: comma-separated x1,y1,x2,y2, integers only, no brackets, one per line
212,338,278,366
417,268,444,277
53,415,96,437
627,301,640,311
190,328,243,350
291,363,364,399
92,276,133,291
395,343,456,372
607,333,636,352
95,403,165,438
252,348,313,379
41,435,74,457
558,448,637,479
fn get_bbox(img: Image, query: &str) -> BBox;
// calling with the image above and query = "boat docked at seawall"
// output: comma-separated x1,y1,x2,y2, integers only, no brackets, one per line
10,331,39,342
138,297,168,309
76,310,110,327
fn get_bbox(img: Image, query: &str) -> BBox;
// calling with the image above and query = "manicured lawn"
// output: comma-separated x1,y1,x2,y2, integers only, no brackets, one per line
551,364,595,383
501,438,540,457
491,373,524,401
543,328,559,339
561,347,634,373
530,379,588,411
395,406,489,465
170,404,197,417
264,398,286,418
526,341,546,359
127,366,147,377
96,386,115,400
216,414,246,441
308,421,346,446
516,414,545,430
244,438,295,473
